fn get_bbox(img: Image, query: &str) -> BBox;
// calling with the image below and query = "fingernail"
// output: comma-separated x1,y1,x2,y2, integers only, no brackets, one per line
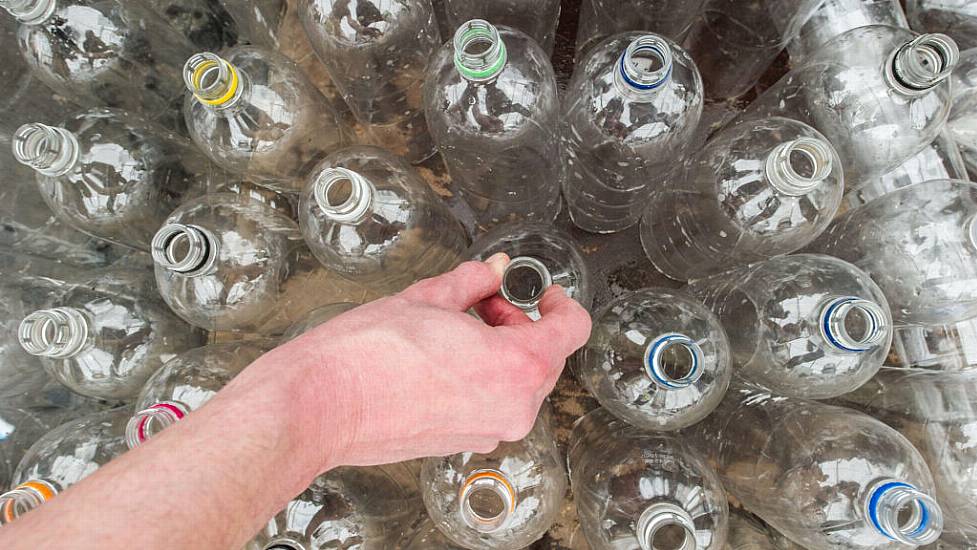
485,252,509,278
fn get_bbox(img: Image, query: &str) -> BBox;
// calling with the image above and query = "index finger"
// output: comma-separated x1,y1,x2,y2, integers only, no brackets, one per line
512,286,593,362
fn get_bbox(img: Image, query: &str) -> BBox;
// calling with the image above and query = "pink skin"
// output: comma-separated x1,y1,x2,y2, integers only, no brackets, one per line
0,254,591,549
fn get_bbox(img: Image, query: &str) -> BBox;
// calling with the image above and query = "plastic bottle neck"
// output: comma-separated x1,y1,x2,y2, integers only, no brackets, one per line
764,137,834,196
125,401,189,449
18,307,89,359
453,19,508,82
151,223,220,277
644,333,704,390
819,296,888,352
613,35,673,98
1,0,56,24
500,257,553,311
12,123,80,177
313,168,375,224
864,479,943,545
0,480,58,524
886,33,959,96
184,52,247,111
459,469,517,533
261,539,306,550
635,503,697,550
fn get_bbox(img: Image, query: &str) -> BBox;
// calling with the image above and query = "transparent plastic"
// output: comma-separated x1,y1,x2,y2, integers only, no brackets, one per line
0,404,78,493
575,0,704,59
444,0,560,55
687,254,892,399
835,369,977,547
468,222,593,318
424,20,561,230
569,407,729,550
153,193,377,335
784,0,910,64
298,146,467,294
245,463,421,550
219,0,286,48
404,517,467,550
281,303,358,343
888,317,977,371
562,32,703,233
807,179,977,325
421,413,566,550
639,117,843,282
4,0,194,132
736,25,959,186
125,341,270,449
724,509,780,550
142,0,238,50
17,268,206,401
183,47,348,192
948,47,977,180
575,288,731,431
907,0,977,50
693,384,944,550
299,0,439,164
12,109,220,251
0,408,130,524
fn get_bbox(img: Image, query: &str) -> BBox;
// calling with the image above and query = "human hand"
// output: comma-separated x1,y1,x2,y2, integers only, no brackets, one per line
267,254,592,469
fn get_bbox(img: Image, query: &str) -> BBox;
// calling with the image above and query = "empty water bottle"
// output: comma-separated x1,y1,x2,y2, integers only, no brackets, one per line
142,0,237,50
687,254,892,399
424,20,562,230
639,117,843,281
1,404,75,494
949,47,977,180
569,407,729,550
421,413,565,549
443,0,561,55
183,47,348,192
299,0,440,164
807,179,977,325
12,109,220,251
575,0,704,59
281,302,358,343
783,0,910,64
2,0,193,132
888,316,977,370
468,223,593,319
404,517,467,550
575,288,731,431
693,384,944,549
0,408,129,524
298,146,467,295
907,0,977,50
125,342,270,449
220,0,286,48
562,32,703,233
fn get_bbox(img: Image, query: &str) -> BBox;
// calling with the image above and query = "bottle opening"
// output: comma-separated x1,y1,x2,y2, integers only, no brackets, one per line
18,308,88,359
151,223,219,277
1,0,56,24
453,20,507,82
459,469,517,533
500,257,553,311
765,137,834,196
125,402,189,449
0,481,58,524
820,297,888,353
312,167,374,223
866,480,943,545
12,123,79,177
183,52,241,107
618,35,673,91
262,538,306,550
888,33,959,95
645,334,703,390
636,503,696,550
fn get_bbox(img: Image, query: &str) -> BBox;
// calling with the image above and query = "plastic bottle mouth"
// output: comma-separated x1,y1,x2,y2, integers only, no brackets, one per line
12,123,79,177
866,480,943,546
453,19,507,82
617,34,673,92
0,0,56,24
18,307,88,358
636,503,697,550
151,223,219,277
184,52,242,108
500,257,553,311
0,480,58,524
312,167,374,223
125,402,189,449
459,469,517,533
820,297,888,352
887,33,959,95
765,137,834,196
645,333,704,390
262,539,306,550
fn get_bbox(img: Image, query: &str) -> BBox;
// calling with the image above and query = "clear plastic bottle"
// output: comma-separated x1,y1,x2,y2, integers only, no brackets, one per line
444,0,561,55
3,0,194,132
298,146,467,295
421,413,566,549
299,0,440,164
424,20,561,230
724,509,779,550
807,179,977,325
11,109,220,251
17,268,206,401
182,47,348,192
784,0,910,64
125,341,270,449
142,0,238,51
948,47,977,180
281,302,358,343
575,288,731,431
245,463,421,550
152,193,377,335
562,32,703,233
735,25,959,186
693,384,944,550
639,117,843,282
906,0,977,50
0,408,130,524
468,222,593,319
834,369,977,547
687,254,892,400
219,0,285,49
569,407,729,550
888,317,977,371
575,0,704,59
1,404,75,494
404,517,468,550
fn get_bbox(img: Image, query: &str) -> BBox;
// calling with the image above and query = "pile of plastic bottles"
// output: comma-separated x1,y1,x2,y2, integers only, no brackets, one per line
1,0,977,548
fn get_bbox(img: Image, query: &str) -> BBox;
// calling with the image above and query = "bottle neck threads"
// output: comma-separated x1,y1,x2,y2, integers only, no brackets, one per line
151,223,220,277
865,479,943,545
453,19,507,82
459,469,517,533
12,123,79,177
635,502,697,550
887,33,959,95
500,257,553,311
645,333,704,390
18,307,89,359
820,296,888,353
125,401,189,449
1,0,56,24
312,167,375,223
765,137,834,196
615,35,673,96
184,52,244,109
0,480,58,524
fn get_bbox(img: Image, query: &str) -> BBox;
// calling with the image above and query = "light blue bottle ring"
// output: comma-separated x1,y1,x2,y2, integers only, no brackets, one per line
821,297,885,353
645,333,703,390
868,481,928,540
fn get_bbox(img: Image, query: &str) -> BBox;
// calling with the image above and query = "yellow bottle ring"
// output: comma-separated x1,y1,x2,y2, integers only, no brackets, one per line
192,58,239,106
